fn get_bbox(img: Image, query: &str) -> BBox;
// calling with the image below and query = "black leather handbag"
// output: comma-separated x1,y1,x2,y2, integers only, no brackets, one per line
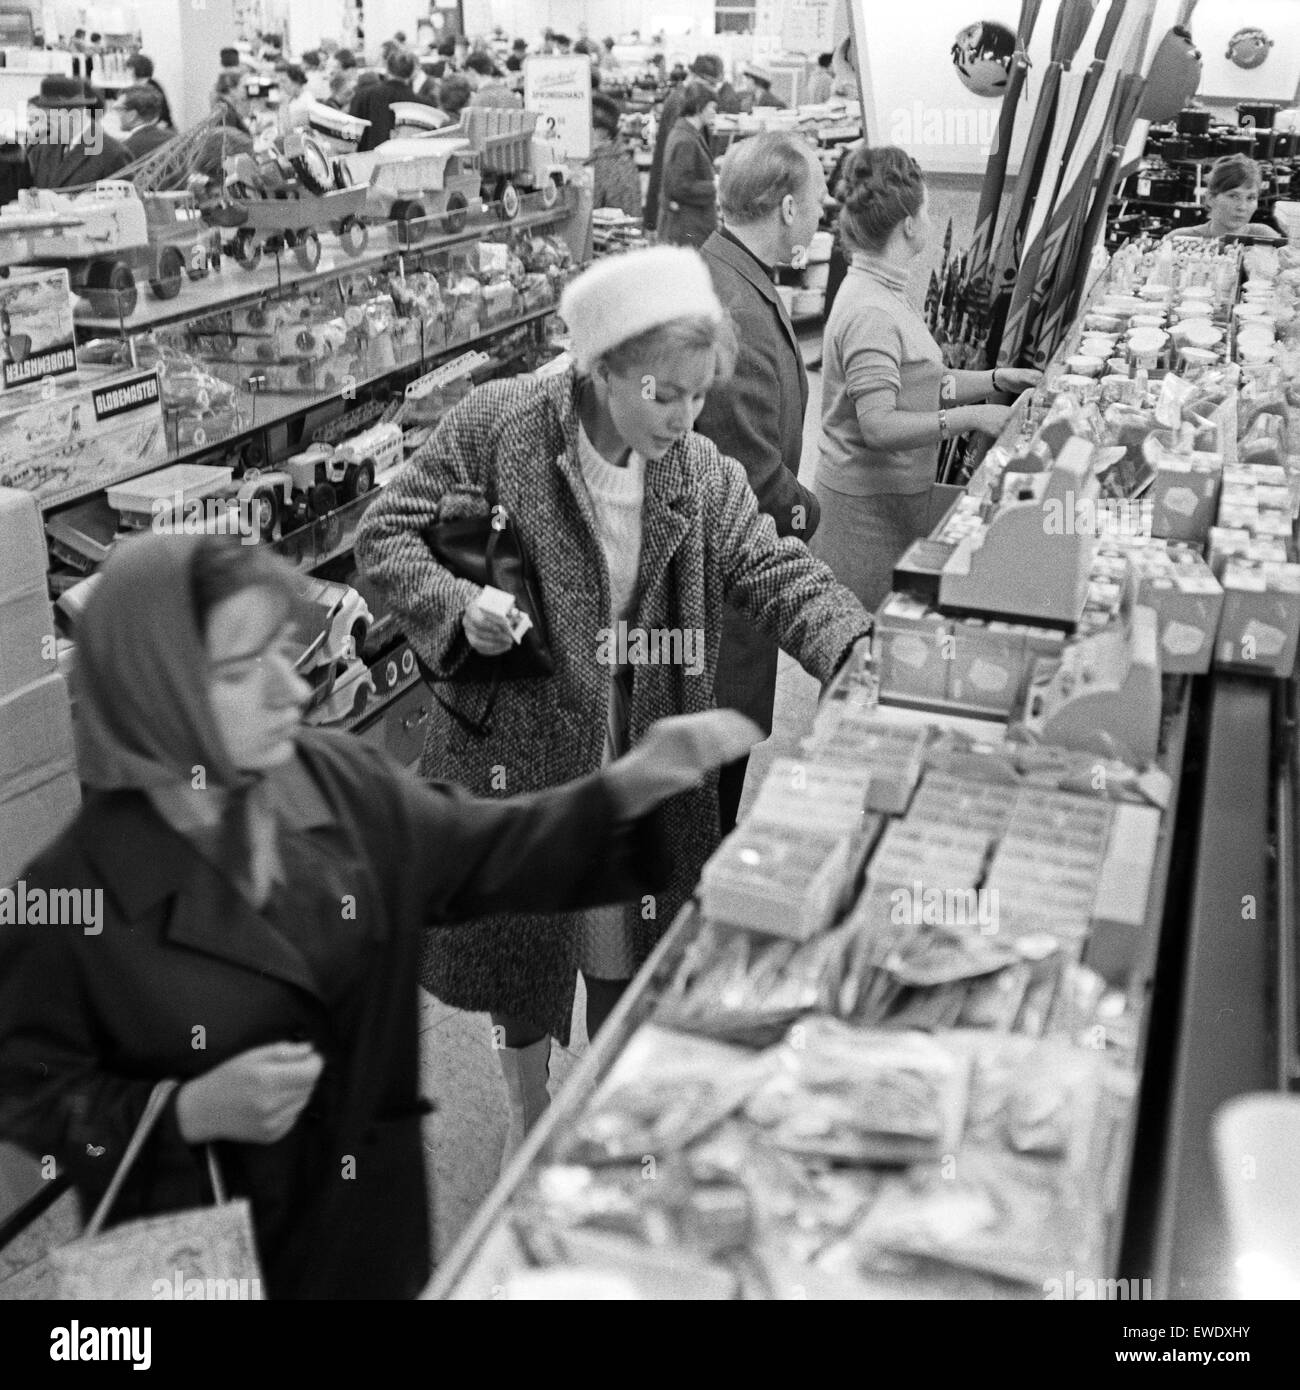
416,499,554,737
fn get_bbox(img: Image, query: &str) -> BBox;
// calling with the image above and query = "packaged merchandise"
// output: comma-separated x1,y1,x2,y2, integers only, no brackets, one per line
744,1020,971,1166
0,368,166,507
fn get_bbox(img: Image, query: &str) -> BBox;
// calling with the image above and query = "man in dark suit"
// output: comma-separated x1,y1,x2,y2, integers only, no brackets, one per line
348,49,434,150
694,133,828,831
25,76,130,189
116,85,171,158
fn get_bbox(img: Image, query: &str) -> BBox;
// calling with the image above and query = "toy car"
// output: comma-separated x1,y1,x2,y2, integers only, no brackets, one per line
339,135,486,236
299,577,373,665
2,182,220,314
219,133,371,271
302,654,376,724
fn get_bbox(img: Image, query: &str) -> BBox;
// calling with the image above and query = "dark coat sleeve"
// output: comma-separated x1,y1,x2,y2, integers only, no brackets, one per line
377,754,672,925
696,262,820,540
0,861,202,1209
644,88,684,229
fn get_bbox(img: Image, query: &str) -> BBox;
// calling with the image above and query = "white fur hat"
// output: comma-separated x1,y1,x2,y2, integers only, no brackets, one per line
559,246,724,372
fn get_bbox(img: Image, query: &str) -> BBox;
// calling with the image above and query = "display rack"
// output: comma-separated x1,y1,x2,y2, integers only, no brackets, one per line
19,182,588,757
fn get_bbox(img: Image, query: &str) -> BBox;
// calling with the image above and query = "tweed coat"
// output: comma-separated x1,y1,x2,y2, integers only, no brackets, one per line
656,121,719,250
696,229,820,733
354,368,871,1043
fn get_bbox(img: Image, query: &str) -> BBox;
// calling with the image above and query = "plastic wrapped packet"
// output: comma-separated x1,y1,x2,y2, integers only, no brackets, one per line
952,1031,1105,1169
745,1020,971,1166
556,1026,774,1167
852,1146,1105,1291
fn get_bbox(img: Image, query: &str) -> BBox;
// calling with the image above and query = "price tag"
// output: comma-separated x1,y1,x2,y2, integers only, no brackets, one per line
1137,178,1151,198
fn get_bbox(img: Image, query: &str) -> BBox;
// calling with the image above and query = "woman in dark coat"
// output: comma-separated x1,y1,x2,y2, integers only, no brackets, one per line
656,80,719,249
355,245,872,1164
0,533,752,1300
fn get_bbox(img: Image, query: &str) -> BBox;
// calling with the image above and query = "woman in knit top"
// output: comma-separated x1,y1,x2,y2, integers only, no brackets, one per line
812,146,1041,613
356,247,873,1165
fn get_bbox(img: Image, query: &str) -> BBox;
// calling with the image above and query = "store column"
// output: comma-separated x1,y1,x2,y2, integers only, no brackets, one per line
137,0,240,133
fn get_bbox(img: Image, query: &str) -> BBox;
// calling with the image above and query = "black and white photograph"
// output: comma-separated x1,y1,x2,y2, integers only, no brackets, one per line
0,0,1295,1357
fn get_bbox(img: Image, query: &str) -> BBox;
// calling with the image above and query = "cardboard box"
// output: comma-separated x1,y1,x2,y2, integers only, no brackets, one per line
0,486,48,597
1086,802,1163,986
1149,457,1221,542
0,672,74,796
1128,550,1225,675
1215,560,1300,678
945,620,1025,714
0,769,80,881
872,594,950,704
0,584,57,699
0,268,76,392
0,368,166,509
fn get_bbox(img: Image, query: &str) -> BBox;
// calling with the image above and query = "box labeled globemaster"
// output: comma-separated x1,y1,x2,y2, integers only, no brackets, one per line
0,268,76,391
0,367,166,509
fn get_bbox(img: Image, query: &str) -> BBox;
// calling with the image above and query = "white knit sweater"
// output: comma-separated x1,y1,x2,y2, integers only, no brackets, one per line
577,424,645,627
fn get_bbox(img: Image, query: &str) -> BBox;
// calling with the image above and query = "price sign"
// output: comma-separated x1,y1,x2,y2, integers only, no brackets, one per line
524,54,592,160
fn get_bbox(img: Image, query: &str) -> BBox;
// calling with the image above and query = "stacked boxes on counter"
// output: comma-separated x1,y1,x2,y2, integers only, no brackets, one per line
0,488,78,881
869,233,1300,708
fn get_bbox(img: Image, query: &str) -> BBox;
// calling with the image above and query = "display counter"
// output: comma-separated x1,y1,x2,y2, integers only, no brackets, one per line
427,233,1300,1302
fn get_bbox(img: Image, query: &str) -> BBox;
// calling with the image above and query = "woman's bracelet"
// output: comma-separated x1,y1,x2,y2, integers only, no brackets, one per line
938,408,951,440
991,368,1003,394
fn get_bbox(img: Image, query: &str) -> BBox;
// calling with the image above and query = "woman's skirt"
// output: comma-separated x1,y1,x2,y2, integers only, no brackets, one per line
810,481,932,616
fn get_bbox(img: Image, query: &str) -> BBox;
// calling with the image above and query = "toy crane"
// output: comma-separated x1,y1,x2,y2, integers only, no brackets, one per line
117,110,227,194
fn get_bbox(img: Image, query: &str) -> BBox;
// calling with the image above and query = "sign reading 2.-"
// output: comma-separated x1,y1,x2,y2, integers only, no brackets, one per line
524,55,592,160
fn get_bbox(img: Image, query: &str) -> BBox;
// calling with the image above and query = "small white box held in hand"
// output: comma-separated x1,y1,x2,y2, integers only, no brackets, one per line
478,585,532,643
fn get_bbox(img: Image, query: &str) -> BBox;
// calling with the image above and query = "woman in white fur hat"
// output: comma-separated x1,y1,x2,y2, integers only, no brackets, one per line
356,246,871,1164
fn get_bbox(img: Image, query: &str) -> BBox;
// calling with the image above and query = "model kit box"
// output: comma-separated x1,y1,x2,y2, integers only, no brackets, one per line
0,268,76,392
0,367,166,509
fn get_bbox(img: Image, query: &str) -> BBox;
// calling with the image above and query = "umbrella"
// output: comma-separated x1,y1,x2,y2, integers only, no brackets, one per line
982,0,1100,367
965,0,1045,297
1036,0,1197,346
1023,0,1160,366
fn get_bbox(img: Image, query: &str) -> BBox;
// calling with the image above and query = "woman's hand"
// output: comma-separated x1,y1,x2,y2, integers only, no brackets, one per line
176,1042,324,1145
963,403,1014,438
463,591,515,656
605,710,763,821
994,368,1042,395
